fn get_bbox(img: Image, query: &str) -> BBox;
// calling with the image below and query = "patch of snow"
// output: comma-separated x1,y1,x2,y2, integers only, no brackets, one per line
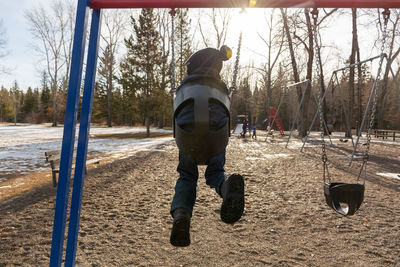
263,153,291,158
0,185,12,189
286,141,317,149
245,157,262,161
0,182,25,189
0,124,173,180
376,173,400,181
245,153,291,161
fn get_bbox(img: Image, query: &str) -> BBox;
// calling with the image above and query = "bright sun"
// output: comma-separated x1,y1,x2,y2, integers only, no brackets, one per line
229,8,276,63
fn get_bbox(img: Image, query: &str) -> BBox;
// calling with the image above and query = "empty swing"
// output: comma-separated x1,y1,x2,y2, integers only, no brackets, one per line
312,8,390,216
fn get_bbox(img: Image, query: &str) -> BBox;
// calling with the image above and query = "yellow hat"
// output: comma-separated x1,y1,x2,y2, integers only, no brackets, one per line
220,45,232,61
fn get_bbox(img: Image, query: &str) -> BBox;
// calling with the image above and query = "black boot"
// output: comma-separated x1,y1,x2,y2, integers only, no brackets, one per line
220,174,245,223
170,208,191,247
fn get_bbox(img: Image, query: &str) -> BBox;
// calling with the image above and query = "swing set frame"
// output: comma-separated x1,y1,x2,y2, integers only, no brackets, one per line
267,80,311,147
50,1,400,266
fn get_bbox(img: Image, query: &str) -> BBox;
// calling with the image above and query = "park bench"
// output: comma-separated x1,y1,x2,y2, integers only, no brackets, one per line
45,150,99,187
374,129,399,141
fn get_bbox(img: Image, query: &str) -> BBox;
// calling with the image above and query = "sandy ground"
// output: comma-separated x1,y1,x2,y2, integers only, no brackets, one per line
0,135,399,266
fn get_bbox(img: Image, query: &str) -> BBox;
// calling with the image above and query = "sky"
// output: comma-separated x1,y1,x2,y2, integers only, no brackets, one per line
0,2,387,91
0,0,49,90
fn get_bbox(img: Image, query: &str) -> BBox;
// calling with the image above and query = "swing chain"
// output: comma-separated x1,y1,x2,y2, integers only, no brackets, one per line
361,8,390,174
311,8,319,20
382,8,390,26
230,32,242,96
169,8,176,96
357,9,390,182
311,9,329,182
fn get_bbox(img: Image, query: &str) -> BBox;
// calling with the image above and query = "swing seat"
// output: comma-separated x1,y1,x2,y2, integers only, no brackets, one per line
324,182,364,216
173,80,231,165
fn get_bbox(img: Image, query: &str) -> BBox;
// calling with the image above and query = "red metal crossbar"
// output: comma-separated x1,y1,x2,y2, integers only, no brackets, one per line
90,0,400,9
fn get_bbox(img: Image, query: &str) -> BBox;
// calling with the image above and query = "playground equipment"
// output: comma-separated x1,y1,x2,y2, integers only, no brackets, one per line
269,107,284,135
50,1,400,266
232,115,247,136
266,80,311,147
171,11,242,164
252,117,268,129
312,8,391,216
173,83,231,164
301,53,400,153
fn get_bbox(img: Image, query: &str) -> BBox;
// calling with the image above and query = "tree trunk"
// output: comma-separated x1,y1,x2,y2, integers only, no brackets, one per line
356,21,362,136
303,8,313,137
346,8,357,138
13,95,17,126
316,31,328,135
145,99,150,137
377,14,400,129
107,54,113,127
280,9,300,84
281,9,305,135
52,80,58,127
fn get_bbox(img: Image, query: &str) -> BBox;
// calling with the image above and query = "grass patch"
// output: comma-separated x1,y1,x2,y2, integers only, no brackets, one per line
90,132,173,139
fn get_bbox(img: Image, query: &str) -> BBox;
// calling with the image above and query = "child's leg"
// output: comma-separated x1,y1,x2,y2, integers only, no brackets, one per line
170,152,199,217
204,152,227,196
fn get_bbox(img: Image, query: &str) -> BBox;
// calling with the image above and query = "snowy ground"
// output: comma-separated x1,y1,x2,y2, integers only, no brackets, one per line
1,124,398,183
0,124,173,182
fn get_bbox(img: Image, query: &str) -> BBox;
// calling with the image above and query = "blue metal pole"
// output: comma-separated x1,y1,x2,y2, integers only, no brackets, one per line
49,0,89,266
65,9,102,267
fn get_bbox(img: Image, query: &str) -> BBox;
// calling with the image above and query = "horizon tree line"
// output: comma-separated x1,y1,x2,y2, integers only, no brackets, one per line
1,4,399,133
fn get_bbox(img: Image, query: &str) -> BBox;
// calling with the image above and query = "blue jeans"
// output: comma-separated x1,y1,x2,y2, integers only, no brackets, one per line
171,151,227,217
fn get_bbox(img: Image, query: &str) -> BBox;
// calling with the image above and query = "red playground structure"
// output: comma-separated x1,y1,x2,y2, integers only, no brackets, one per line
269,107,285,136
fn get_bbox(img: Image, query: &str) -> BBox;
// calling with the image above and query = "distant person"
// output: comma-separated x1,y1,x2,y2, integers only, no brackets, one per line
242,117,248,138
252,127,257,139
171,46,245,247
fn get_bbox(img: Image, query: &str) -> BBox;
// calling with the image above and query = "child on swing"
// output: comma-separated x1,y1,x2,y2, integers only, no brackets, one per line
170,46,245,247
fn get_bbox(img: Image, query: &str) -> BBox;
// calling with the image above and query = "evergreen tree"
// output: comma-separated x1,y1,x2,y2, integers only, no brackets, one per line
92,81,107,124
119,9,167,135
175,8,193,82
111,87,125,125
231,78,252,125
40,71,52,122
97,44,116,127
22,87,35,122
0,86,13,122
10,81,21,125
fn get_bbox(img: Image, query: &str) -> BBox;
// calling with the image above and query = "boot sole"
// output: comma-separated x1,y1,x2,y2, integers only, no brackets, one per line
170,217,190,247
221,174,244,224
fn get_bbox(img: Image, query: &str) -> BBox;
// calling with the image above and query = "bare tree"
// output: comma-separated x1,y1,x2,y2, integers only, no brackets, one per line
281,8,337,136
376,9,400,129
197,9,232,48
0,19,10,75
25,0,75,126
99,9,127,127
258,9,284,122
345,8,360,138
280,8,312,136
60,1,75,96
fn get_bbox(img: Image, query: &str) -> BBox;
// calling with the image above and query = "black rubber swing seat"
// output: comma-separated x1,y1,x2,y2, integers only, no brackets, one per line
173,77,231,165
324,182,364,216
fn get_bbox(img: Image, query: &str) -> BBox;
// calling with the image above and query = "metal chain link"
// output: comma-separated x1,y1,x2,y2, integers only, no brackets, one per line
169,9,176,96
311,9,330,182
230,32,242,96
359,9,390,181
